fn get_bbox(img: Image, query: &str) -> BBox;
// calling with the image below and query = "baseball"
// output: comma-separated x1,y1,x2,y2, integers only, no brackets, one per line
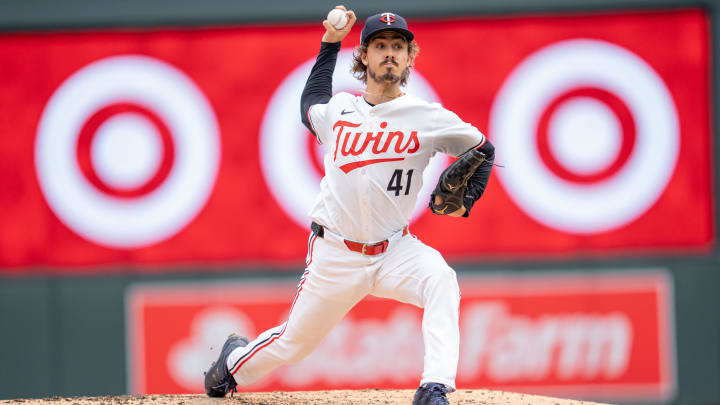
327,9,348,30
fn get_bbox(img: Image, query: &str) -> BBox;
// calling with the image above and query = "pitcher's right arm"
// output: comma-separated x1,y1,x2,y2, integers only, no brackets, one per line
300,6,356,138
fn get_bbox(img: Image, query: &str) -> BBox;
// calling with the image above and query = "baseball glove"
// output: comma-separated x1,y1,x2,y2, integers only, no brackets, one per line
429,148,486,215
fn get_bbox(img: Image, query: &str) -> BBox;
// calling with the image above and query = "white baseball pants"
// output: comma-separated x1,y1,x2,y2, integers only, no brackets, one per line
226,226,461,390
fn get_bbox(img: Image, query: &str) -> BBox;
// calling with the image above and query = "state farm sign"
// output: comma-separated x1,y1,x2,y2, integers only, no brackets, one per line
460,302,632,382
126,270,675,402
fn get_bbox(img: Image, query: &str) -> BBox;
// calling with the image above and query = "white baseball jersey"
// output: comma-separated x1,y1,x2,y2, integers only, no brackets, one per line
306,92,486,242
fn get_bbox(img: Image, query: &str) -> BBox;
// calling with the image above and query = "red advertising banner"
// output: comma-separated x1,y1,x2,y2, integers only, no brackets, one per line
126,271,675,402
0,9,712,270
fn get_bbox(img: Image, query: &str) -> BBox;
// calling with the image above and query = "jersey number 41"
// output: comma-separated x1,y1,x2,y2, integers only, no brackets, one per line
387,169,414,196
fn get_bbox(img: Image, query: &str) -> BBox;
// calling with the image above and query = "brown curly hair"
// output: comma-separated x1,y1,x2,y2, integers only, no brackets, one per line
351,37,420,87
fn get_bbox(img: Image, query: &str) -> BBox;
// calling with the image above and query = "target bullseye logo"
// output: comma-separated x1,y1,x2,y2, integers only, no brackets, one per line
36,55,220,248
77,103,174,198
490,39,679,234
259,49,447,229
537,87,635,184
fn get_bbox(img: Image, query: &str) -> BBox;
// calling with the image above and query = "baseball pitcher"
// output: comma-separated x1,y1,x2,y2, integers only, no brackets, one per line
205,7,495,405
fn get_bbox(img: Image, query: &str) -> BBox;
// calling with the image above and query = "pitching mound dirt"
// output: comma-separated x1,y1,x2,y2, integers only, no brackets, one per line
1,390,608,405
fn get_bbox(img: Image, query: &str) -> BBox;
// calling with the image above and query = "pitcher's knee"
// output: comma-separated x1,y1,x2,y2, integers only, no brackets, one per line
424,267,460,304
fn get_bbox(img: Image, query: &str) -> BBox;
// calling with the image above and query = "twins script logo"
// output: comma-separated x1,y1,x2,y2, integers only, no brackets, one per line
332,120,420,173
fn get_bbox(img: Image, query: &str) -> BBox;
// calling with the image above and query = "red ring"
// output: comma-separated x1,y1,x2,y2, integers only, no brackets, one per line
76,103,174,198
536,87,636,184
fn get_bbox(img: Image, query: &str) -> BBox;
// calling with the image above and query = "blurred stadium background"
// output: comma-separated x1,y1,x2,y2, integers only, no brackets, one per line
0,0,717,404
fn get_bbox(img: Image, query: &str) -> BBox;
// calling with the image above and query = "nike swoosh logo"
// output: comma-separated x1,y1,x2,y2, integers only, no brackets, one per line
339,157,405,173
341,109,354,115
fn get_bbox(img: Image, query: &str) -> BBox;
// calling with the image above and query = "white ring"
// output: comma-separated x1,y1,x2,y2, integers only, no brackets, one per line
35,55,220,248
490,39,679,233
260,49,447,229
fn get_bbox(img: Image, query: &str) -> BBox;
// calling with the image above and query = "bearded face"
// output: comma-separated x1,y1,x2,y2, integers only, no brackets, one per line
362,31,412,86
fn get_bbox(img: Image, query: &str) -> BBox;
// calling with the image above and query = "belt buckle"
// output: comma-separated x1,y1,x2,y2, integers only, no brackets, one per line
361,244,368,255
